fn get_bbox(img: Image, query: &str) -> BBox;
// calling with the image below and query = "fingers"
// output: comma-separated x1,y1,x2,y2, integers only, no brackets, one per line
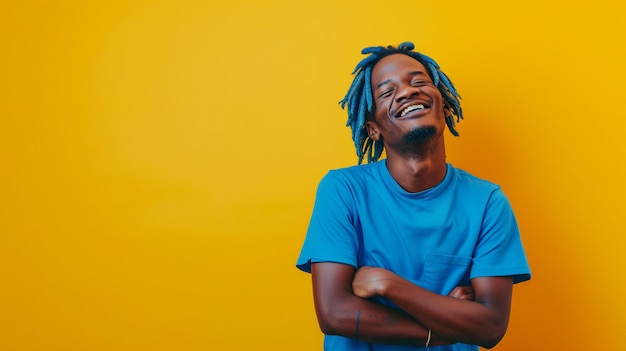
448,286,475,300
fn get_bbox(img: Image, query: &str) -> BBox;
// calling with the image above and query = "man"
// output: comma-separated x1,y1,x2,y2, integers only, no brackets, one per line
296,42,530,351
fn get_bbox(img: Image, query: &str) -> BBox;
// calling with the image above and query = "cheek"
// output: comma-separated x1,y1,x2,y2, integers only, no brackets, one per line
375,98,393,115
381,119,405,136
373,108,392,128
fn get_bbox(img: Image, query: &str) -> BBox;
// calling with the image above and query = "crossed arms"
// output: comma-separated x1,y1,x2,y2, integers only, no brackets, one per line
312,263,513,348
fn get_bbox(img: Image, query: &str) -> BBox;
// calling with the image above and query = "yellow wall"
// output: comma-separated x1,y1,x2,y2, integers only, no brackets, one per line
1,1,624,350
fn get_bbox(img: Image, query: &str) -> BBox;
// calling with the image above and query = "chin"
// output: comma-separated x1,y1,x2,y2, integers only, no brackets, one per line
403,126,437,144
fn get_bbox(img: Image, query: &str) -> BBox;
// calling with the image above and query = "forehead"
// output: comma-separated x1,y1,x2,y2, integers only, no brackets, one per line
371,54,429,84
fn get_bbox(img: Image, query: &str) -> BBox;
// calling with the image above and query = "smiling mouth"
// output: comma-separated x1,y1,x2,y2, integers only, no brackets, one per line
398,103,429,117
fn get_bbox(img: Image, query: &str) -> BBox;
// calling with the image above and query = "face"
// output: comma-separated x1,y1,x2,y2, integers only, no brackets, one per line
367,54,447,155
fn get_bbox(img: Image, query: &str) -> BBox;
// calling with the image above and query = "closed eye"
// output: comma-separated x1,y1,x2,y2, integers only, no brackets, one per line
378,89,394,99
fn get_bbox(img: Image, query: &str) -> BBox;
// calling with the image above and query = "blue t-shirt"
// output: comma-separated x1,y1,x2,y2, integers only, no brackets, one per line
296,161,531,351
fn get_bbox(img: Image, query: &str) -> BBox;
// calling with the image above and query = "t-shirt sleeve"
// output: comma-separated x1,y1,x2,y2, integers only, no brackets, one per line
471,188,531,284
296,171,360,273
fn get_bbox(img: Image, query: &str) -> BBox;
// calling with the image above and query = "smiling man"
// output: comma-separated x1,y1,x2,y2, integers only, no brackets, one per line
296,42,531,351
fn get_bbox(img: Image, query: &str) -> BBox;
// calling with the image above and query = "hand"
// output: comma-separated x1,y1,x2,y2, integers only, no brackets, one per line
352,266,395,299
448,285,475,301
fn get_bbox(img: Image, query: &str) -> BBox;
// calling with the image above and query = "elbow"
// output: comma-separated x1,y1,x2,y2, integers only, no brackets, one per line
480,338,502,349
481,338,503,349
478,324,508,349
316,312,341,336
318,318,338,336
315,307,351,336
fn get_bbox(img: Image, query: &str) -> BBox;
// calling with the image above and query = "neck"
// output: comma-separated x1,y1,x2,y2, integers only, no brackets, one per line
385,137,447,193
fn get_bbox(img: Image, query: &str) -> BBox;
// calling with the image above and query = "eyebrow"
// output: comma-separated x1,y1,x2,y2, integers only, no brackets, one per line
375,70,428,90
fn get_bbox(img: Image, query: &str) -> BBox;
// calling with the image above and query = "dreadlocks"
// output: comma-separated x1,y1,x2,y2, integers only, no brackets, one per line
339,42,463,164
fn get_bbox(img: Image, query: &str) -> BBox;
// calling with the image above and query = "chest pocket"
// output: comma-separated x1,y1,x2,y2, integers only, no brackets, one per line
423,253,472,295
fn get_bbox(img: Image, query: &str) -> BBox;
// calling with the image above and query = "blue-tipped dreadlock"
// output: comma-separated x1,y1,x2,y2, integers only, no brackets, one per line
339,42,463,164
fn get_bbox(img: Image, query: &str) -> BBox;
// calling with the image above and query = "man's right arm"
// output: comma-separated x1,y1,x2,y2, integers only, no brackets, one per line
311,262,451,346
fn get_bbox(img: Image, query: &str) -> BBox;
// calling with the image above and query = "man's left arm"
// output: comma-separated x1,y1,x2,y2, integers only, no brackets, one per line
352,188,529,348
353,268,513,349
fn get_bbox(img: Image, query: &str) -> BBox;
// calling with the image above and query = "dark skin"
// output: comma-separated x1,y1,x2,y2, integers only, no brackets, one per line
313,263,479,347
312,54,515,348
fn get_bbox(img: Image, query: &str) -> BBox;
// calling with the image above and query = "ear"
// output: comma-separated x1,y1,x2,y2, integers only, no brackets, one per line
366,120,382,141
443,102,452,118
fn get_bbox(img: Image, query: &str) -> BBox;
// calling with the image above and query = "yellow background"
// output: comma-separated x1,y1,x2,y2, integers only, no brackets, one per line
2,1,625,350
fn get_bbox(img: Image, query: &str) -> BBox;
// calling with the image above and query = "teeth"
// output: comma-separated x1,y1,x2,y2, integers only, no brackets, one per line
400,104,425,117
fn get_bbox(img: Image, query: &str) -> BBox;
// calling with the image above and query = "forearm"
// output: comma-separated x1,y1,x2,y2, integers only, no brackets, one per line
311,263,453,346
316,291,451,346
381,276,512,348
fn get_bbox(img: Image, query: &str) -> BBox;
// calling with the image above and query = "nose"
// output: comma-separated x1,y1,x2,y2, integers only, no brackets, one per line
395,84,420,102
